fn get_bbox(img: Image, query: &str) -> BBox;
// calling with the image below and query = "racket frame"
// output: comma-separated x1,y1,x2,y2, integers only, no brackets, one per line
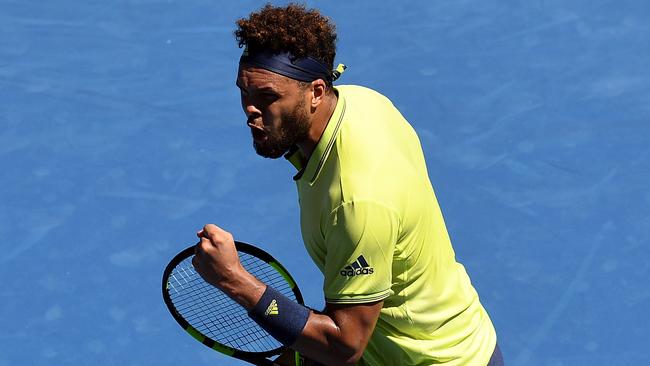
162,241,305,366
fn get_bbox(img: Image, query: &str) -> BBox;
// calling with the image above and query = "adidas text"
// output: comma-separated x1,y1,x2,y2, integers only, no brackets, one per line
340,267,374,276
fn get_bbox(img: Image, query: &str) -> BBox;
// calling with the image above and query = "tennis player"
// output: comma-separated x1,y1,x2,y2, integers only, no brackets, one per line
193,4,503,366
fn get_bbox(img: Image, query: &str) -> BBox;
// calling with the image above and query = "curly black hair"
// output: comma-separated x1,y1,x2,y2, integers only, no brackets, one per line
235,3,337,70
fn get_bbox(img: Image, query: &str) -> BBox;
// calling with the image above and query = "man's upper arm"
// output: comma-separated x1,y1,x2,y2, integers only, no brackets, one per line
292,200,398,364
322,200,399,304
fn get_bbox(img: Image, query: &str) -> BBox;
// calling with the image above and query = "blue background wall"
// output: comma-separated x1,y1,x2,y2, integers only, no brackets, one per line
1,0,648,365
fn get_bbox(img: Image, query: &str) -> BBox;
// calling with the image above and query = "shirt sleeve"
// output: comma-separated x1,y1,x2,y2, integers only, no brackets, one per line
322,200,400,304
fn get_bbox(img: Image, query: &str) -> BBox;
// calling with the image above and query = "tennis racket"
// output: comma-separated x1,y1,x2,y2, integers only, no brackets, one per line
162,241,305,366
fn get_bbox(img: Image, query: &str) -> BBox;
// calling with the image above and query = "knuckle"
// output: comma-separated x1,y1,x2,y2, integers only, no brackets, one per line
199,239,211,251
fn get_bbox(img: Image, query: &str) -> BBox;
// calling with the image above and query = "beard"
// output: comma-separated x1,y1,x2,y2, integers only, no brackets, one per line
253,99,310,159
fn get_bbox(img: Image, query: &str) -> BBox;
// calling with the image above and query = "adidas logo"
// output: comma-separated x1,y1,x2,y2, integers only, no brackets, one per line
340,255,374,277
265,299,279,316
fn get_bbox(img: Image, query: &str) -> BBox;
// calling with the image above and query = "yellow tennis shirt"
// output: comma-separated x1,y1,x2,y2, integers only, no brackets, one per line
285,85,497,365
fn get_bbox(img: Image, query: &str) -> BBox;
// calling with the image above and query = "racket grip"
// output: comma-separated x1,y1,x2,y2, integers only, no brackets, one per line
254,359,276,366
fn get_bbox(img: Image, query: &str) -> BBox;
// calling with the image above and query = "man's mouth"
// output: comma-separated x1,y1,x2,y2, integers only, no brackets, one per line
247,118,264,129
249,125,266,141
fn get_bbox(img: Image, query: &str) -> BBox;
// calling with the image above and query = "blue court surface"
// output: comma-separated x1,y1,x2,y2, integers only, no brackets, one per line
1,1,648,365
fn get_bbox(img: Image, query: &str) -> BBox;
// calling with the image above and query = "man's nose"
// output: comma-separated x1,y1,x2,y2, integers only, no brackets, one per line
241,97,261,118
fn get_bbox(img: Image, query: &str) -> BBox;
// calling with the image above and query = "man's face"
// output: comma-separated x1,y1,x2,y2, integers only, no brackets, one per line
236,66,311,159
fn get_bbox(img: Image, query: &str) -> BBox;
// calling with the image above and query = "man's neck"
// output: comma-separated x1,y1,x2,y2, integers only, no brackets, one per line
297,91,338,160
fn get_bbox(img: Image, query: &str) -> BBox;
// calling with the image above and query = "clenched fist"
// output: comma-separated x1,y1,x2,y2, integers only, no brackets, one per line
192,224,243,289
192,224,265,309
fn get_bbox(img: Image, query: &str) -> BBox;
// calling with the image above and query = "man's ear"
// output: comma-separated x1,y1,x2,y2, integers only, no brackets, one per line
310,79,327,108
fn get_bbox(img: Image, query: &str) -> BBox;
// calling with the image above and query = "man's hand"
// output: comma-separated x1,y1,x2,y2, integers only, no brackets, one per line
192,224,243,289
192,224,265,309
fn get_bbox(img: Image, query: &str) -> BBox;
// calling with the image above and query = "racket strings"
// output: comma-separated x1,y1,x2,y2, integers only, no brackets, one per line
166,251,297,353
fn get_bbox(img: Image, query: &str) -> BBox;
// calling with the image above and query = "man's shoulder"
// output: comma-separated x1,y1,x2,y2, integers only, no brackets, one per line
336,84,393,105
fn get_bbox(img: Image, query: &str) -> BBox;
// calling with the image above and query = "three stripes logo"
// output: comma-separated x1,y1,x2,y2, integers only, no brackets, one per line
265,299,279,316
340,255,374,277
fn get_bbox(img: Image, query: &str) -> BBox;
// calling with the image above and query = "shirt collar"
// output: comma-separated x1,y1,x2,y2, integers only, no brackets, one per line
284,88,346,183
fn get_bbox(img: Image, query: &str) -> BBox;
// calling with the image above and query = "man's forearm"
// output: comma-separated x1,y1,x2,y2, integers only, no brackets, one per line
292,312,364,366
215,267,380,366
291,301,384,366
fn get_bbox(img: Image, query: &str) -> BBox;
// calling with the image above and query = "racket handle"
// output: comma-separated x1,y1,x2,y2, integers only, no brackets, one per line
253,359,276,366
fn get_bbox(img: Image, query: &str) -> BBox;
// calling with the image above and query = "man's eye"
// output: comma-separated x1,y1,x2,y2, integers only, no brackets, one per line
261,93,279,101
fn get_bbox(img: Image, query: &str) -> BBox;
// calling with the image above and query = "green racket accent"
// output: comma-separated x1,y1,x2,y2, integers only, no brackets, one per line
186,326,205,343
187,324,236,356
212,342,236,356
270,262,296,288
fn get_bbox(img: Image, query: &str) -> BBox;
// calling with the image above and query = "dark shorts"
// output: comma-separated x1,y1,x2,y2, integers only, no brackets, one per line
487,343,504,366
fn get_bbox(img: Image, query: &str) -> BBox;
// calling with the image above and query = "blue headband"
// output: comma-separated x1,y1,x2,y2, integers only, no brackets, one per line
239,48,346,83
